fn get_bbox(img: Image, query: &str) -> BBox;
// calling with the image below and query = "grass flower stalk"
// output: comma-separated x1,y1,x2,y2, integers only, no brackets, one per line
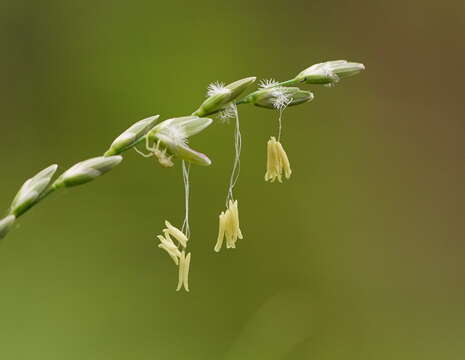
0,60,365,291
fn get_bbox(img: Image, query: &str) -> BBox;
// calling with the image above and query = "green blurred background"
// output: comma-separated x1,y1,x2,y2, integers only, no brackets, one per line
1,0,464,359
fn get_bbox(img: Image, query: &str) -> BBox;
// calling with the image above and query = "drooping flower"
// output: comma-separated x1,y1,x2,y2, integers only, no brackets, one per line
215,200,243,252
265,136,292,183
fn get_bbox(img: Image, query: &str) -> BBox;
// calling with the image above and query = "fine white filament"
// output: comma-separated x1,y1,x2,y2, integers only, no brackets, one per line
181,160,191,239
226,104,241,205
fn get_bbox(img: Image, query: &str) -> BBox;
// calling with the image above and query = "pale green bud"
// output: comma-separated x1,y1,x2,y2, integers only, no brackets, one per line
104,115,159,156
9,164,58,216
146,116,212,166
53,156,123,188
173,143,211,166
249,87,314,110
294,60,365,85
0,215,16,240
151,116,212,139
193,77,256,117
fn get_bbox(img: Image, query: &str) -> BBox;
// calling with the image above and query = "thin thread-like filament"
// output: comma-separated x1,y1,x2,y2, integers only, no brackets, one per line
181,160,191,239
277,108,284,142
226,104,241,205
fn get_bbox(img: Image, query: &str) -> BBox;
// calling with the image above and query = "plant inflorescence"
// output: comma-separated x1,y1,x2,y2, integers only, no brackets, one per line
0,60,365,291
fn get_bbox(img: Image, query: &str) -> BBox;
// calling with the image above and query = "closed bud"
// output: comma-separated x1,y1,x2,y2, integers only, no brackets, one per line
250,87,314,110
0,215,16,240
151,116,212,139
104,115,159,156
294,60,365,85
9,164,58,216
53,156,123,188
174,143,212,166
193,77,256,117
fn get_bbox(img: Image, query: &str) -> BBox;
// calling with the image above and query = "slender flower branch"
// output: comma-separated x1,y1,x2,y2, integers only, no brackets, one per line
0,60,365,247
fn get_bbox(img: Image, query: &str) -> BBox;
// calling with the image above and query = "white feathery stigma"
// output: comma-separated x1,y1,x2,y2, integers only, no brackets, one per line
207,81,230,97
259,78,279,89
271,87,292,111
218,103,237,122
163,126,187,146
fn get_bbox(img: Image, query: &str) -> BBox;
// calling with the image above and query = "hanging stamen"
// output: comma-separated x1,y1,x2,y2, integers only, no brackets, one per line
264,87,293,183
215,104,245,252
181,160,191,239
226,104,241,205
155,161,192,292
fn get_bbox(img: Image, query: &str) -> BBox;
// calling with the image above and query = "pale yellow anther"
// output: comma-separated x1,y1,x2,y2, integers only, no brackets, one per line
165,220,188,248
176,251,191,292
158,242,180,265
215,200,243,252
156,221,191,292
265,137,292,183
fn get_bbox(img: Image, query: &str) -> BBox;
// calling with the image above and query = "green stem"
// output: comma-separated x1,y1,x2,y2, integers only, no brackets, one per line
275,79,303,87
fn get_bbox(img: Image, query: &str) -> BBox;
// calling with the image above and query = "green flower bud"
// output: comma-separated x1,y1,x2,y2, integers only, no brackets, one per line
174,143,211,166
249,87,314,110
53,156,123,188
104,115,159,156
0,215,16,240
9,164,58,216
294,60,365,85
193,77,256,117
151,116,212,139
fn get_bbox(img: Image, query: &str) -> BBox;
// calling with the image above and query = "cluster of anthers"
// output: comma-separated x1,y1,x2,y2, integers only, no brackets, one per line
215,200,243,252
157,221,191,292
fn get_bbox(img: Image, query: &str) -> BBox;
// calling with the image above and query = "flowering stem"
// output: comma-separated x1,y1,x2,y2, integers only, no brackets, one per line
1,60,365,240
55,77,304,171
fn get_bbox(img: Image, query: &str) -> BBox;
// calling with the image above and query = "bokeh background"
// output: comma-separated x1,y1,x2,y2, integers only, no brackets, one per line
1,0,464,359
